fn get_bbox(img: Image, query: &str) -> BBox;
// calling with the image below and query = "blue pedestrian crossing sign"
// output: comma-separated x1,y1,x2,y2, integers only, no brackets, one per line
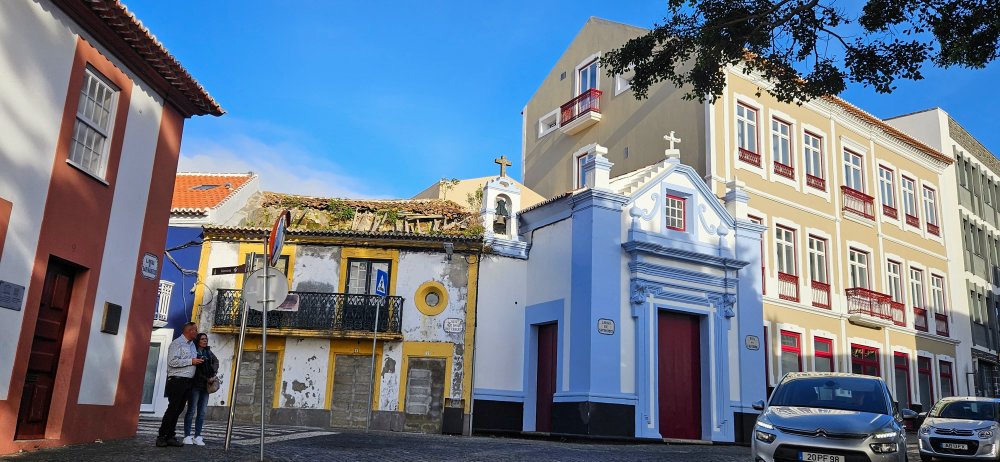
374,269,389,297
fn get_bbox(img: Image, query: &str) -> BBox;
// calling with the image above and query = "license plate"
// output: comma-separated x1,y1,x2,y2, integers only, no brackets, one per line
798,453,843,462
941,442,969,450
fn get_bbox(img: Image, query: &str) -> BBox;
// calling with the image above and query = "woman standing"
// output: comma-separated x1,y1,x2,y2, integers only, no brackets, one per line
183,333,218,446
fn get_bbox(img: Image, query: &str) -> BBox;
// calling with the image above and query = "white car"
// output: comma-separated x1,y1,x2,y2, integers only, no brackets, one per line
918,396,1000,460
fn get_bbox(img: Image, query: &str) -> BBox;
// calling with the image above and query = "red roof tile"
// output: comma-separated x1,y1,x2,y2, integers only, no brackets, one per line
172,173,254,211
54,0,223,117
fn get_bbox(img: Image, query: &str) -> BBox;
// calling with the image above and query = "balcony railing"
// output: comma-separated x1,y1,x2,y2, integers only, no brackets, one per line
806,174,826,191
842,187,875,220
739,148,762,167
905,214,920,227
927,223,940,236
212,289,403,337
774,161,795,179
811,280,831,309
846,287,905,326
914,307,928,332
560,89,602,126
155,280,173,327
883,204,898,219
935,313,949,337
777,272,799,302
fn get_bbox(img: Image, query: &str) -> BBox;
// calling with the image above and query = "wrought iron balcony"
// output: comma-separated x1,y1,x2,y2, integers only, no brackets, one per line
212,289,403,338
154,280,173,328
806,174,826,191
935,313,949,337
914,307,928,332
777,272,799,302
846,287,905,327
882,204,898,220
739,147,762,167
927,222,940,236
905,214,920,227
842,187,875,220
811,280,831,309
559,89,602,135
774,161,795,179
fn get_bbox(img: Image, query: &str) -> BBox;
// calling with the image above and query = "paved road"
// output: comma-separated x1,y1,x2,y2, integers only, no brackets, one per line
5,417,927,461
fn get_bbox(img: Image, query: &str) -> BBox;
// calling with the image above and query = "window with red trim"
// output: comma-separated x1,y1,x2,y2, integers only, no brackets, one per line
851,344,880,377
814,337,834,372
893,352,912,408
665,195,686,231
772,118,793,178
736,103,759,155
803,132,824,190
780,330,802,376
939,360,954,398
917,357,934,409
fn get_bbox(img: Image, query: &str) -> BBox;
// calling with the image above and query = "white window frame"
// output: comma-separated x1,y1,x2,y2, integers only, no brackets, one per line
923,186,939,226
68,67,119,180
614,66,635,96
803,132,823,181
887,260,904,303
771,118,792,168
807,235,828,284
901,176,918,219
843,149,864,192
775,225,797,276
736,103,759,155
575,54,601,95
909,267,925,309
930,274,946,315
665,195,686,231
879,166,896,209
848,248,870,289
537,108,559,138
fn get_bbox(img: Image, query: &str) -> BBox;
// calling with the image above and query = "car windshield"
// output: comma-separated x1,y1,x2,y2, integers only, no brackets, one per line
930,401,998,421
768,377,889,414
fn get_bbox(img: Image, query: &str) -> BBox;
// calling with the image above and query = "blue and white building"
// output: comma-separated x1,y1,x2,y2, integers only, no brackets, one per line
473,139,767,443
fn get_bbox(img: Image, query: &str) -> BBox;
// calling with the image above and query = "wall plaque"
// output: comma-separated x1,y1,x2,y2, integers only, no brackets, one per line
0,281,25,311
745,335,760,351
597,318,615,335
443,318,464,334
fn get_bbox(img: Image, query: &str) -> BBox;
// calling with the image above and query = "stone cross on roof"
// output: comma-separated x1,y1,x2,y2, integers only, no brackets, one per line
664,131,681,160
494,155,512,177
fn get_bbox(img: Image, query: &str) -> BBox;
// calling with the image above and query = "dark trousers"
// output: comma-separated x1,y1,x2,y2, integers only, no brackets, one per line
158,376,193,438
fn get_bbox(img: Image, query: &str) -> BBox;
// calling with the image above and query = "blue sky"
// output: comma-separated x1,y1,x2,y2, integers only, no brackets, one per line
127,1,1000,199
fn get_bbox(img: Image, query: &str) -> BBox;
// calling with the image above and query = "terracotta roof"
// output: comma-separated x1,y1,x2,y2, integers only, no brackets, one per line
53,0,223,117
171,173,254,212
204,225,483,245
820,96,953,165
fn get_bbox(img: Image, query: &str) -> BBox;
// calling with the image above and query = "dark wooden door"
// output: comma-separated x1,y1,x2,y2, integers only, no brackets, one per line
535,323,557,433
15,260,75,440
658,311,701,440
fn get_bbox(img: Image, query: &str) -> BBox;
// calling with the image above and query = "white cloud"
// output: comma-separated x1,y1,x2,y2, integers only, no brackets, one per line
177,122,387,199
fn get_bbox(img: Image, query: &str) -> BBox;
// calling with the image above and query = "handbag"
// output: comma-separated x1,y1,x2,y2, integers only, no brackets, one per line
207,376,220,394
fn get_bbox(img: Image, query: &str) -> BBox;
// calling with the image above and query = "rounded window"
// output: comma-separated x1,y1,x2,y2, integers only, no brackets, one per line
415,281,449,316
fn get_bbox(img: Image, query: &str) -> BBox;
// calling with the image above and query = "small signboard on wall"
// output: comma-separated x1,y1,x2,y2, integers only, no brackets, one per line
443,318,464,334
101,302,122,335
597,318,615,335
745,335,760,351
140,253,158,280
0,281,25,311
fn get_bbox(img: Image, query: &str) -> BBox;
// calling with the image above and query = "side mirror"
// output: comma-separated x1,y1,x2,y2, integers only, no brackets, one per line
918,412,927,419
752,400,765,411
901,409,918,420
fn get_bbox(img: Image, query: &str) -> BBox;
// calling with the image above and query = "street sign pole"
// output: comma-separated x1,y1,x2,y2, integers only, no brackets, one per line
260,235,269,462
366,269,389,432
224,252,256,451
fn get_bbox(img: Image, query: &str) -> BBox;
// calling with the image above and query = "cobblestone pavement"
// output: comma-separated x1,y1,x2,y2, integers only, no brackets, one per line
4,417,926,461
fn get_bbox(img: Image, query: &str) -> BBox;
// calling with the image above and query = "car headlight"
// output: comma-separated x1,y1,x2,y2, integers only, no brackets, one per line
870,442,899,453
755,429,776,444
977,424,998,439
873,431,899,439
756,420,774,430
920,426,932,435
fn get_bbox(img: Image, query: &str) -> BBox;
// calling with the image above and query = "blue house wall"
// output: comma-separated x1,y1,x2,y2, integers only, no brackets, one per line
161,226,202,338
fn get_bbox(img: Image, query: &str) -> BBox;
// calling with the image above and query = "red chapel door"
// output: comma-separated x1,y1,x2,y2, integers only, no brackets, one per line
15,260,75,440
658,311,702,440
535,323,557,433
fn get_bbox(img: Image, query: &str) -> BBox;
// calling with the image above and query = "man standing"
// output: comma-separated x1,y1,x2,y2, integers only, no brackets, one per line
157,322,204,447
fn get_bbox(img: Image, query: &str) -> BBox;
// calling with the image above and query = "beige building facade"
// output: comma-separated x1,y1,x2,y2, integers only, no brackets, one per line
523,17,969,415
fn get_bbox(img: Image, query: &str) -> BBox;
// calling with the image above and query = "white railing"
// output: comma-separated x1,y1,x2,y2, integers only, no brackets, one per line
154,280,173,327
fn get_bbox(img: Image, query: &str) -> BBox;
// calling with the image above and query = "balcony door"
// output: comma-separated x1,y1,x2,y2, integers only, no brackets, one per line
344,259,392,332
577,59,598,95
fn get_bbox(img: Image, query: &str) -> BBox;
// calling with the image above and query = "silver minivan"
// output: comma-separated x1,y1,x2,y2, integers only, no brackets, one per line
752,372,915,462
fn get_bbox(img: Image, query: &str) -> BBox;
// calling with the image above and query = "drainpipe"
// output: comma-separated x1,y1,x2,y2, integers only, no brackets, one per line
466,244,484,436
